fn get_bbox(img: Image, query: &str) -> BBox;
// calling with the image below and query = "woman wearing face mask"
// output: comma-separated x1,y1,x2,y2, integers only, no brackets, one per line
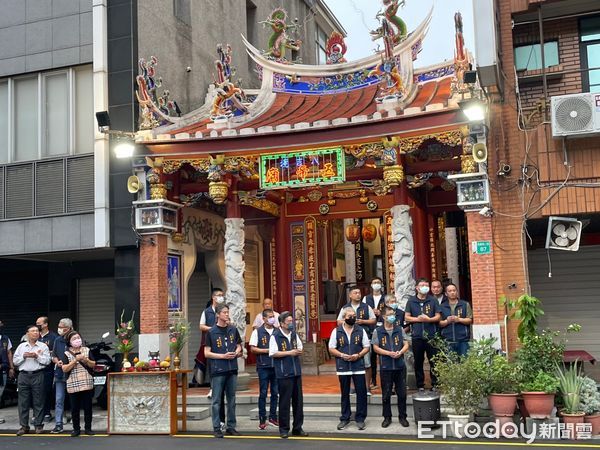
61,331,95,437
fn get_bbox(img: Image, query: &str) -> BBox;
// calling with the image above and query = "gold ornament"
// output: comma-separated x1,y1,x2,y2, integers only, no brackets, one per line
150,183,167,200
461,155,477,174
171,232,184,243
208,181,229,204
383,165,404,186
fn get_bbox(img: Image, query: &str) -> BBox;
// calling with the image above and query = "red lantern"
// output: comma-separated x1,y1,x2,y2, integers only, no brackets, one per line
362,223,377,242
345,224,360,244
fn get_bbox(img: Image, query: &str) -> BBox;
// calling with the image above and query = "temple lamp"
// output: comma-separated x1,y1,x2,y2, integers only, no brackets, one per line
459,97,486,122
95,110,136,158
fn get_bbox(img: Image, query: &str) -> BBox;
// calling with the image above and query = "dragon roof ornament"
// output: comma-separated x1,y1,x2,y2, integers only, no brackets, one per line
260,8,302,63
451,11,473,95
210,44,248,121
136,56,181,130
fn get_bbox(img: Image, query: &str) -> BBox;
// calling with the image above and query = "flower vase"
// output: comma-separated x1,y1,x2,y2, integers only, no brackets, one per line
173,353,181,371
122,352,130,372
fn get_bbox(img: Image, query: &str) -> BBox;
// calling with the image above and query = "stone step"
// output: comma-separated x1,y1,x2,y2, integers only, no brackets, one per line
248,405,417,420
178,406,210,421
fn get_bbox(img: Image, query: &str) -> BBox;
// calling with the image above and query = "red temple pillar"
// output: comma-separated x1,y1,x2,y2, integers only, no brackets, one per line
139,234,169,334
275,214,291,313
412,203,431,280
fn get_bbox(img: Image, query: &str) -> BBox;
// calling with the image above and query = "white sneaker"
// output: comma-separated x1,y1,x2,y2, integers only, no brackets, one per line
220,422,226,432
207,389,212,399
0,418,5,424
367,390,372,396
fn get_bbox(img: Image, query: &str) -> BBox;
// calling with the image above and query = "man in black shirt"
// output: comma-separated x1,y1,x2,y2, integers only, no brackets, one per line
36,317,58,422
204,304,242,438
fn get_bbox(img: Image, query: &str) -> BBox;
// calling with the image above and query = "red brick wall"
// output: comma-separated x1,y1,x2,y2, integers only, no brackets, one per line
465,212,499,325
139,234,169,334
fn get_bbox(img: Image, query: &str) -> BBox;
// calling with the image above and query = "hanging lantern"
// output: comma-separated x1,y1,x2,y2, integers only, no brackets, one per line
379,222,386,239
345,223,360,244
362,223,377,242
208,181,229,204
383,164,404,187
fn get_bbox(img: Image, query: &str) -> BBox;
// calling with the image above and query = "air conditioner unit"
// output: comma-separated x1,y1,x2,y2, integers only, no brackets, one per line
545,216,582,252
551,93,600,138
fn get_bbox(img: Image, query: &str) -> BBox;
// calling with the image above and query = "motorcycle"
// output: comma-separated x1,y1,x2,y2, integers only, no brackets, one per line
88,332,114,410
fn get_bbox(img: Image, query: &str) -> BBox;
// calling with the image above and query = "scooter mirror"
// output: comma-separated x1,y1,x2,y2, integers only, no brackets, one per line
102,332,110,339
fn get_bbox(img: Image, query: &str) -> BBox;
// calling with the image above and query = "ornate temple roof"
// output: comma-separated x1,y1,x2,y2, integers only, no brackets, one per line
139,5,468,151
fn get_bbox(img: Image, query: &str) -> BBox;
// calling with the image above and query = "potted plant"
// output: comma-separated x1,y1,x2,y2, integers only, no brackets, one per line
520,370,559,419
434,341,487,436
580,376,600,435
169,314,191,371
487,354,519,419
115,310,136,370
556,363,585,427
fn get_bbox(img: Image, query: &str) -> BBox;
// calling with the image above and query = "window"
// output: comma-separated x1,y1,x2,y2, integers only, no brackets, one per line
0,65,93,163
581,16,600,93
316,26,328,65
514,41,559,72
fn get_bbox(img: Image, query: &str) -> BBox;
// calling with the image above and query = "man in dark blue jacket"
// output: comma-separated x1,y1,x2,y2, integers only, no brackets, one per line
328,306,370,431
249,309,279,430
269,311,307,439
204,304,242,438
373,306,410,428
405,278,441,390
439,283,472,356
49,318,72,433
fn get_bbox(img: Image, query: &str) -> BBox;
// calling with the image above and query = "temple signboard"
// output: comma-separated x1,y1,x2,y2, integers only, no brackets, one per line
259,147,346,190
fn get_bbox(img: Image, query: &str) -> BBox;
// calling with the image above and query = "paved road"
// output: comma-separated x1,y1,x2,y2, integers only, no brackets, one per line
0,433,598,450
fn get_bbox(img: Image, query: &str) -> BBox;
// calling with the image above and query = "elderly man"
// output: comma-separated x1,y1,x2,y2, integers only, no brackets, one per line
0,320,15,425
204,304,242,438
36,316,58,423
13,324,51,436
431,280,448,305
50,318,73,433
439,284,472,357
329,306,370,431
252,298,280,329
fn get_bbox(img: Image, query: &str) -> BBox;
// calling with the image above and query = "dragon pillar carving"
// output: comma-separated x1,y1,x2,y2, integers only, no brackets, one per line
391,204,415,309
224,218,246,342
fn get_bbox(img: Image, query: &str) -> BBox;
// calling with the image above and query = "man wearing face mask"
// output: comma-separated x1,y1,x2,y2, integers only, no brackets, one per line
405,278,441,390
198,288,226,425
363,278,384,389
36,317,58,423
249,309,279,430
269,311,307,439
252,298,280,330
329,307,370,431
0,320,15,425
13,324,51,436
439,284,472,356
337,286,376,395
50,318,73,433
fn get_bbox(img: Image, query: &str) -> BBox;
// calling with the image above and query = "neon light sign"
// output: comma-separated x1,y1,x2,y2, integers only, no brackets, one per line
259,147,346,189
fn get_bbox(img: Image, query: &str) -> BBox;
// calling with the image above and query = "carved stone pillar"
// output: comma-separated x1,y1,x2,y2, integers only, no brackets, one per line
445,227,460,289
343,218,357,283
391,205,415,309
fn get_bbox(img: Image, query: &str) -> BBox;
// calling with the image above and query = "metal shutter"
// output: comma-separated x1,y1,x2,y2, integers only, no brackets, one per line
5,164,33,219
35,159,65,216
529,246,600,358
78,278,115,350
67,156,94,213
187,271,209,370
0,167,4,219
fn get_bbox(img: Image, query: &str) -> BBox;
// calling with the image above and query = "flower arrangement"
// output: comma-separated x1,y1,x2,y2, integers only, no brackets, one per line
116,310,136,354
169,314,191,355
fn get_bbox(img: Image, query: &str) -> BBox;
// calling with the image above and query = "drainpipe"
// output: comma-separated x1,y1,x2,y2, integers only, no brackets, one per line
538,5,549,121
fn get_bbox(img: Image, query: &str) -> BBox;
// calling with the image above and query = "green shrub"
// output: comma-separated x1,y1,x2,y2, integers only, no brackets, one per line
520,370,559,394
580,376,600,415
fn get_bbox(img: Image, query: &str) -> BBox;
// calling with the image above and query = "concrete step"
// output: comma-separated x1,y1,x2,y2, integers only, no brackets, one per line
178,406,210,421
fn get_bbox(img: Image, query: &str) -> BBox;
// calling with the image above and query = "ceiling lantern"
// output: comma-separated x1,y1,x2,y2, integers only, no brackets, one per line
362,223,377,242
345,223,361,244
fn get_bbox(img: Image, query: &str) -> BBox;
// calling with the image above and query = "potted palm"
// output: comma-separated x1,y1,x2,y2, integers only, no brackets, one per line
520,371,559,419
580,376,600,435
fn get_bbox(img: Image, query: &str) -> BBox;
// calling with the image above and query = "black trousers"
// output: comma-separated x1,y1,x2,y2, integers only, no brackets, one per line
69,389,93,432
370,350,378,385
277,376,303,434
42,368,54,416
412,338,438,388
381,368,407,419
339,374,367,422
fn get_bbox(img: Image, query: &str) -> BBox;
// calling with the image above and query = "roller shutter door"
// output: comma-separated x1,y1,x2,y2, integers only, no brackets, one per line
528,246,600,359
77,278,115,348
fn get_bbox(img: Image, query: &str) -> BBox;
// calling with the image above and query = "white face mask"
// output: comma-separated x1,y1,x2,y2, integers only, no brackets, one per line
215,296,225,304
57,328,65,336
418,286,430,295
371,283,382,291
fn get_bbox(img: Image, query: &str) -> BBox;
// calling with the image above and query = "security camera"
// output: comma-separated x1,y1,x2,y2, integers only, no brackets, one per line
479,206,490,216
186,66,192,73
498,163,511,177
